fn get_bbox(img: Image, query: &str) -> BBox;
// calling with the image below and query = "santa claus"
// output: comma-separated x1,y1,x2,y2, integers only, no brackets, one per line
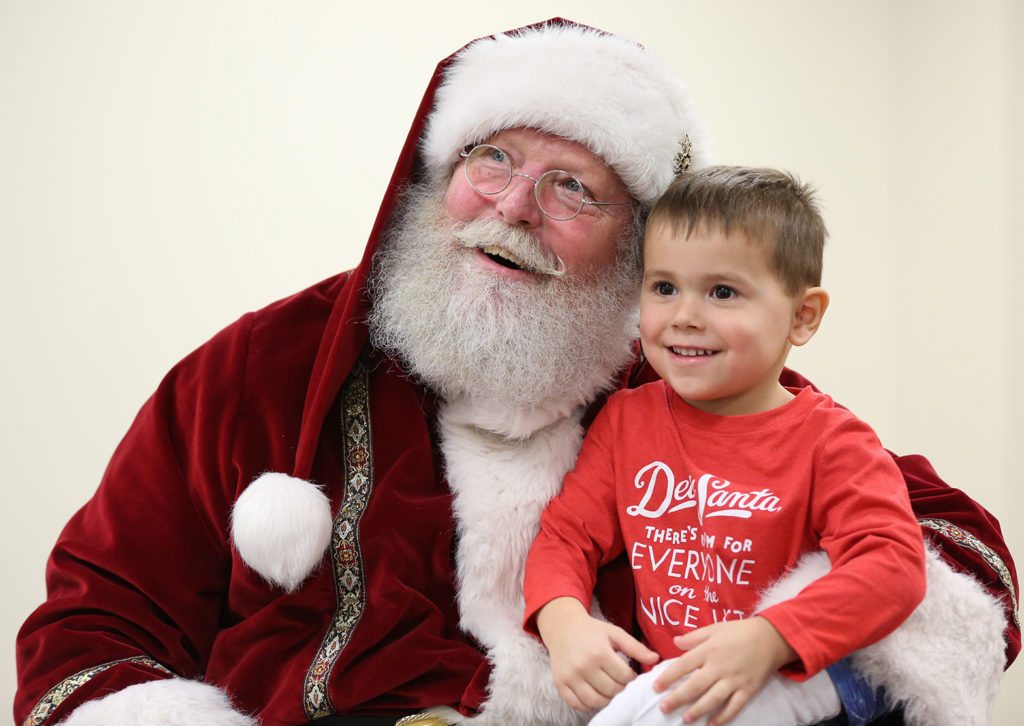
15,18,1018,726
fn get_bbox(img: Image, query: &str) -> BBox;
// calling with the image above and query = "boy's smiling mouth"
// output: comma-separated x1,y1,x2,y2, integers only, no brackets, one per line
671,347,719,357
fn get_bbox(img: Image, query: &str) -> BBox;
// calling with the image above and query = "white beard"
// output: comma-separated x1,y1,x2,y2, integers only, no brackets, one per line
367,181,641,421
369,183,640,723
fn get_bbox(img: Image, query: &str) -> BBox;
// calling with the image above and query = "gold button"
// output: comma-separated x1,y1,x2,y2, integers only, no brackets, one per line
394,715,450,726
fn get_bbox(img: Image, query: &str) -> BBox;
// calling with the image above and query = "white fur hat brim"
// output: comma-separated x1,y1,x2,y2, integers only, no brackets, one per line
421,21,711,207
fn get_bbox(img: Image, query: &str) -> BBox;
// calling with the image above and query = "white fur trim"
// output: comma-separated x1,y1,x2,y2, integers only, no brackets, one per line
758,547,1007,726
59,678,256,726
231,472,333,592
439,398,588,726
755,551,833,610
850,546,1006,726
422,22,711,207
440,392,584,441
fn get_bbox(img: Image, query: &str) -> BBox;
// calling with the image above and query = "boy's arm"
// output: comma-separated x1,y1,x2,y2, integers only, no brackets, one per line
523,395,660,710
777,367,1019,666
755,414,927,678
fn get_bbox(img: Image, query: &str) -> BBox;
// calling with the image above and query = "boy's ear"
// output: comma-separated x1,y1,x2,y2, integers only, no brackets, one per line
789,287,829,347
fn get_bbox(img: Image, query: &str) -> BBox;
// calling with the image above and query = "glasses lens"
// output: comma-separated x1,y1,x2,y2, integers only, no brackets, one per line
536,171,585,221
465,145,511,194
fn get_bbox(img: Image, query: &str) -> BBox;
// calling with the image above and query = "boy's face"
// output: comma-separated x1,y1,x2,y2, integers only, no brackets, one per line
639,222,807,416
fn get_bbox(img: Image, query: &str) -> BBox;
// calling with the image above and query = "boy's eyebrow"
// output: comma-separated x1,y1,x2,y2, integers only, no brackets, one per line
641,269,761,293
641,266,677,280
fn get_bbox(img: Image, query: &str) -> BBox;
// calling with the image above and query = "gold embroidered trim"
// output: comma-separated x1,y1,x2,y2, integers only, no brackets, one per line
22,656,172,726
303,352,374,718
920,517,1020,628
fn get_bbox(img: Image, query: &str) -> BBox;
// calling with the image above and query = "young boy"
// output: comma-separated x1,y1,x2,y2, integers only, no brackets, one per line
522,166,927,725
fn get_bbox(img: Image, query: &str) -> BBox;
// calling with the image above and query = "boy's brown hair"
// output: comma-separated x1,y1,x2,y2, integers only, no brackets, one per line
647,166,827,294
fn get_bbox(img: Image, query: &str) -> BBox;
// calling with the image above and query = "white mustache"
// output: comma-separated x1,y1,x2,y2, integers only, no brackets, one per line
452,220,566,278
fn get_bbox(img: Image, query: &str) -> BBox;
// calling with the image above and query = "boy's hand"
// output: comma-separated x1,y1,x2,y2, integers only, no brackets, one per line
537,597,660,711
653,616,796,725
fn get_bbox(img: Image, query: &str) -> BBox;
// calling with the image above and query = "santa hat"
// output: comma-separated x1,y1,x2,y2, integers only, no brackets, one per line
421,19,710,207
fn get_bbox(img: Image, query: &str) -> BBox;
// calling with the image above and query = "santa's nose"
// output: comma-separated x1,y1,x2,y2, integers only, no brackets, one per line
493,174,543,227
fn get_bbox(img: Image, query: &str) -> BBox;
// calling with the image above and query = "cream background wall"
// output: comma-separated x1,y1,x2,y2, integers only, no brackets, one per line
2,0,1020,722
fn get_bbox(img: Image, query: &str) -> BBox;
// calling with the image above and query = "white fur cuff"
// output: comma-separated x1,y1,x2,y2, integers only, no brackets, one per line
58,678,257,726
756,548,1007,726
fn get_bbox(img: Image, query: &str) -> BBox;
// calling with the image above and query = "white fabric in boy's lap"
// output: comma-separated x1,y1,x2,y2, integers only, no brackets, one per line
587,659,840,726
588,660,682,726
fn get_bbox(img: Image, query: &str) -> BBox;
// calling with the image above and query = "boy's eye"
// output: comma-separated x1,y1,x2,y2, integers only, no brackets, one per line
654,281,676,296
711,285,735,300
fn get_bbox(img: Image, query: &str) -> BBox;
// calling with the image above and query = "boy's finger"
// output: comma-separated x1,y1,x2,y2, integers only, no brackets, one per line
610,630,660,666
589,666,632,698
657,667,712,712
681,680,735,724
570,680,614,710
653,652,700,692
707,692,749,726
673,625,715,650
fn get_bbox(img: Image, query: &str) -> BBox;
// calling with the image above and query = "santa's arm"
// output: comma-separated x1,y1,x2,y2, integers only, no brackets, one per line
798,449,1017,726
773,368,1019,724
837,454,1017,726
898,451,1019,664
14,319,255,726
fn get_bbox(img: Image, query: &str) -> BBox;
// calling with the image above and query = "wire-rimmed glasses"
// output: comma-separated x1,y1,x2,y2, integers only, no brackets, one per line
459,144,632,221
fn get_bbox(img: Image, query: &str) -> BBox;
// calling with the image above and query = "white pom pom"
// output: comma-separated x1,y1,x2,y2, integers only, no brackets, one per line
231,472,333,592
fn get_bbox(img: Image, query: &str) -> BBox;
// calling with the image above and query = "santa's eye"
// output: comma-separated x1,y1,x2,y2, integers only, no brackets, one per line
561,176,582,194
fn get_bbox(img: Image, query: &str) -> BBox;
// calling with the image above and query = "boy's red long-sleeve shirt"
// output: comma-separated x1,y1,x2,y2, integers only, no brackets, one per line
524,382,927,677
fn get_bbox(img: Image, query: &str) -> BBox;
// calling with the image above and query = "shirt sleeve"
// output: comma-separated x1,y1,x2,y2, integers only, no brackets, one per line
779,366,1020,669
523,402,627,636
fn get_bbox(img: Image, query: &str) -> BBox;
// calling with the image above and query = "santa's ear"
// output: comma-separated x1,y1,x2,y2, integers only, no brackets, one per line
789,287,829,347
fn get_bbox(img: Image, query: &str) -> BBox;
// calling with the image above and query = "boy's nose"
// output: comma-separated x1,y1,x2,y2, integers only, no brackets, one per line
671,295,705,329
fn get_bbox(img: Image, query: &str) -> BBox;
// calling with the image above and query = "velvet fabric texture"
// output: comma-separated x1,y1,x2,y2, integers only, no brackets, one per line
14,17,1021,726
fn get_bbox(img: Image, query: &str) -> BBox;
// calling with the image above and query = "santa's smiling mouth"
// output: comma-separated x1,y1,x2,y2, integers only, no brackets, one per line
483,245,527,270
455,237,566,277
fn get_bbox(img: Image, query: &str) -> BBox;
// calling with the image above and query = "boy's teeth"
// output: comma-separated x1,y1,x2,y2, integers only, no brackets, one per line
673,347,714,356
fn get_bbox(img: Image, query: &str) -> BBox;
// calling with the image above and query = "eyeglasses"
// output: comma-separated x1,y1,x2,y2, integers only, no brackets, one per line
459,144,632,221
